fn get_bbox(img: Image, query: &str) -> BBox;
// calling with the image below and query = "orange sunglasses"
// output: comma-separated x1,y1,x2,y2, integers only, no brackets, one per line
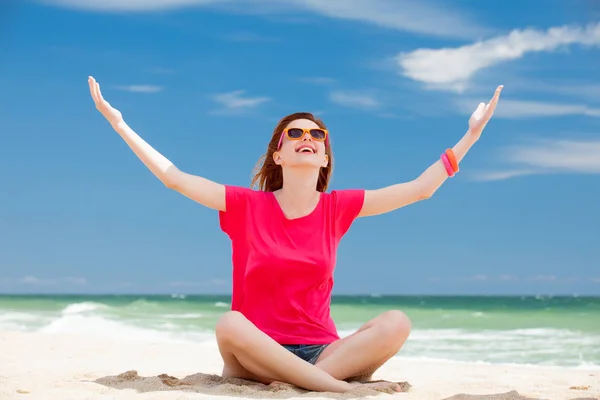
277,128,329,150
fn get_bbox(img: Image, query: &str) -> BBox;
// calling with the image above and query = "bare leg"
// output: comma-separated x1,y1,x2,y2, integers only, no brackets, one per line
215,311,353,393
315,310,411,382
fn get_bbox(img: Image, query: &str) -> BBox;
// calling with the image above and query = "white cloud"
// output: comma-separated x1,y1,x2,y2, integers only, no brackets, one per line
211,90,270,115
512,81,600,102
37,0,221,12
329,90,379,109
168,279,228,287
472,138,600,181
38,0,487,39
19,276,87,285
527,275,557,282
429,274,585,283
283,0,487,39
429,274,520,282
457,99,600,119
397,22,600,92
112,84,164,93
469,169,538,182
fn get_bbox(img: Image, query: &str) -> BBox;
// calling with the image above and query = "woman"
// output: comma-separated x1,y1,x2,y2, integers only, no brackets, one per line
87,76,502,393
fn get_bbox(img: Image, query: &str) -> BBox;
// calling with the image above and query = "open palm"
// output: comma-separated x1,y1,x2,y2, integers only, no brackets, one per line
88,76,123,126
468,85,503,140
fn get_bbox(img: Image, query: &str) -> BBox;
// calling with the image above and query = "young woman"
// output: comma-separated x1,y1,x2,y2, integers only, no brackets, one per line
87,76,503,393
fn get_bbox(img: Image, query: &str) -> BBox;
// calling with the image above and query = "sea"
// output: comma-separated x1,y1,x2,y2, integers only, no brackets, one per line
1,294,599,370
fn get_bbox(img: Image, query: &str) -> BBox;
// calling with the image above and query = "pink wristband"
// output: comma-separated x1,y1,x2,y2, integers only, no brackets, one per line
441,153,455,177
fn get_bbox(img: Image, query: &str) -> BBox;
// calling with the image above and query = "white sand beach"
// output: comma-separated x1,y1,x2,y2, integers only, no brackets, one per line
0,330,597,400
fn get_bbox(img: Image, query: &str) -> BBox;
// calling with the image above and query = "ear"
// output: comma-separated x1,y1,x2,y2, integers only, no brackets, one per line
273,151,283,165
321,154,329,168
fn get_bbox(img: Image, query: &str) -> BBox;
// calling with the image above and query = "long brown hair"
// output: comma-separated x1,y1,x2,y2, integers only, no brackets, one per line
250,112,333,192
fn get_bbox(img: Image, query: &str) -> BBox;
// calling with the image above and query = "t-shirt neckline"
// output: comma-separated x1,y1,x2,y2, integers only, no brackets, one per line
270,191,324,222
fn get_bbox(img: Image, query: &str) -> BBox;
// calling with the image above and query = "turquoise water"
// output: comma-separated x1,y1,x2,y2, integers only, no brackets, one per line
1,294,599,368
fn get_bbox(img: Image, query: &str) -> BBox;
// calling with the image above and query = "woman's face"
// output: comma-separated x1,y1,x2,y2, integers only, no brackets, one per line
273,119,329,170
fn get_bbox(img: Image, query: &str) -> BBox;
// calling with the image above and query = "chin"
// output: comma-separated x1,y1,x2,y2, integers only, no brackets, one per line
287,159,324,170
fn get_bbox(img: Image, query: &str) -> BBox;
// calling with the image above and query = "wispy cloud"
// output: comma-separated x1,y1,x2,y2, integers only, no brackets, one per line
397,22,600,92
38,0,487,39
283,0,488,39
526,275,557,282
168,279,228,287
3,275,89,285
112,84,165,93
468,169,538,181
37,0,221,12
210,90,270,115
429,274,584,283
456,99,600,119
472,138,600,181
329,90,379,109
438,274,520,282
511,81,600,103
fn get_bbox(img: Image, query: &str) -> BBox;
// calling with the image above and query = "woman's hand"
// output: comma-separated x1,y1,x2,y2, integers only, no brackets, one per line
88,76,123,127
468,85,503,141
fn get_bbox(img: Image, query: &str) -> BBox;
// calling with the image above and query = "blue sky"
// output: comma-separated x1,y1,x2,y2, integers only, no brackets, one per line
1,0,599,296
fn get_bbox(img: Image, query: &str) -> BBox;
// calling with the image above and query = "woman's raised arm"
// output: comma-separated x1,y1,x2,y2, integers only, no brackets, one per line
359,85,503,217
88,76,226,211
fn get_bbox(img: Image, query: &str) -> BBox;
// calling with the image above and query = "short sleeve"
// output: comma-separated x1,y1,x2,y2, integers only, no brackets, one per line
331,189,365,239
218,185,254,239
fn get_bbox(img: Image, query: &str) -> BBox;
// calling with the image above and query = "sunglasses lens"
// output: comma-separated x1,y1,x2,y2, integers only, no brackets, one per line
310,129,326,140
287,128,304,139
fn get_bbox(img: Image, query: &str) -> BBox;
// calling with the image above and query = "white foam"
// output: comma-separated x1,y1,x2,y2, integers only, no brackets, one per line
163,313,204,319
3,302,598,370
0,312,54,331
61,302,109,315
0,312,39,322
397,355,600,371
38,314,213,344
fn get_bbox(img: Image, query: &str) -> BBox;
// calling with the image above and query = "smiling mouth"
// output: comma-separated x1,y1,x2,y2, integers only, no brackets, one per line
295,145,316,154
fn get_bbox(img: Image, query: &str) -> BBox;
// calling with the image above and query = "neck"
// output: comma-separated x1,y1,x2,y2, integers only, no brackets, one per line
278,167,320,210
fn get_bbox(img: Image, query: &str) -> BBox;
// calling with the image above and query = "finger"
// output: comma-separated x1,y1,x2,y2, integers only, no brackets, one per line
474,102,485,116
94,82,104,108
92,78,103,107
96,82,104,102
88,76,98,104
487,85,503,112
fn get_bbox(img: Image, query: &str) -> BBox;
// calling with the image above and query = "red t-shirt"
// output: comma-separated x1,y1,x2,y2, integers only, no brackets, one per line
219,185,365,345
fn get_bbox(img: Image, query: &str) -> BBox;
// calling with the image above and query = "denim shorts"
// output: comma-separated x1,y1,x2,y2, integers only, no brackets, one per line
282,344,329,365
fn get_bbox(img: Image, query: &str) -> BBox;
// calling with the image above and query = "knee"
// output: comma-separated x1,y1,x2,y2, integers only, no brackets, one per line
215,311,247,346
377,310,411,347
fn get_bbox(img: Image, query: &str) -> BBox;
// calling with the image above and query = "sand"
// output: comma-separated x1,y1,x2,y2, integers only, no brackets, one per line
0,330,597,400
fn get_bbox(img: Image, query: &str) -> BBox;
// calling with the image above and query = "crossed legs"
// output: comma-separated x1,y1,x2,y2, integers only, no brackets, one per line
215,310,411,392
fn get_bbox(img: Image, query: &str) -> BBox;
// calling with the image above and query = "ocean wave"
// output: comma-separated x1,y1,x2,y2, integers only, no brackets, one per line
163,313,204,319
339,327,600,368
38,313,214,344
61,301,109,315
395,356,600,371
2,300,599,369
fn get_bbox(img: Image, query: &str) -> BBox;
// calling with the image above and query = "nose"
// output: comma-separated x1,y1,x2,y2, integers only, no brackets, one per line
301,132,312,141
